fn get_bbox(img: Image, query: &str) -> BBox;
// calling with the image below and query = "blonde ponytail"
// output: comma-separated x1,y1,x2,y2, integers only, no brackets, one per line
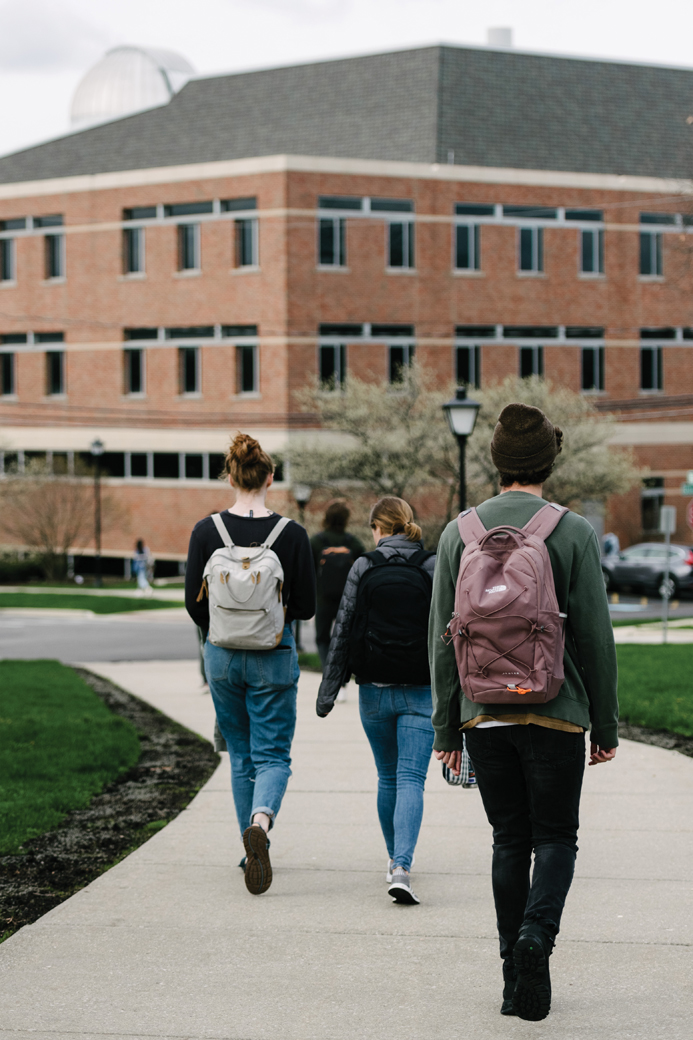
369,496,422,542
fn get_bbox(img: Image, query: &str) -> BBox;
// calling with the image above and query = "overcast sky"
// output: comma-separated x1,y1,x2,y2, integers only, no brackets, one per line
1,0,692,159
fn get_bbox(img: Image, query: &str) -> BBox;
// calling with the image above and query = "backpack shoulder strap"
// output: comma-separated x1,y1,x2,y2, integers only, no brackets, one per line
406,549,435,568
363,549,388,568
211,512,234,548
457,507,486,546
522,502,569,542
263,515,292,549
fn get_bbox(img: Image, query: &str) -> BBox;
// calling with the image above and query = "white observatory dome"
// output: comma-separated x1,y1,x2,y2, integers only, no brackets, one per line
70,46,195,129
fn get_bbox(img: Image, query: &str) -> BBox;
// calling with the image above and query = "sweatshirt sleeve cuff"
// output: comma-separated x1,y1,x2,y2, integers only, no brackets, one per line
590,723,619,749
433,727,465,753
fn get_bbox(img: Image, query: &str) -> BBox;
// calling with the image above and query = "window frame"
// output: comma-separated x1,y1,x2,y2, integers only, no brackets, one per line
581,345,605,392
318,216,346,267
178,345,201,396
580,228,604,276
640,344,663,392
387,220,415,270
45,350,65,396
124,347,145,396
1,351,15,396
177,223,200,272
44,233,65,280
0,237,15,282
235,343,259,395
318,342,347,390
123,227,145,275
234,217,259,268
455,344,481,387
639,231,663,277
388,342,416,383
519,344,544,379
454,223,481,271
518,226,543,273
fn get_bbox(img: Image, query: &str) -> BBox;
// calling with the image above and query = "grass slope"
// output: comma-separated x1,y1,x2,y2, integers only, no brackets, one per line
0,661,140,854
0,593,181,613
617,644,693,736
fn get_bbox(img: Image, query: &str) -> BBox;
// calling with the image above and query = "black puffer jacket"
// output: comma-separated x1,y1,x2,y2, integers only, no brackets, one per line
317,534,436,716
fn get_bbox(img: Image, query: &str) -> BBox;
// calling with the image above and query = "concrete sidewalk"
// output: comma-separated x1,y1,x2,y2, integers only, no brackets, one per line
0,663,691,1038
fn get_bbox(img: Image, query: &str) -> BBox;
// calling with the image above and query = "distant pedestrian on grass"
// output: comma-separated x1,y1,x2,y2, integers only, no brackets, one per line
132,540,152,593
185,433,315,895
317,496,435,905
429,403,618,1020
310,499,365,669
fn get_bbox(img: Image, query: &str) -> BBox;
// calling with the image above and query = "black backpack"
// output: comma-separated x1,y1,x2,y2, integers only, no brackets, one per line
349,549,434,685
317,539,357,601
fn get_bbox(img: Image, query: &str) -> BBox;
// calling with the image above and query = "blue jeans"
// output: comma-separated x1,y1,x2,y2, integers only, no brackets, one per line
204,625,300,838
359,684,434,872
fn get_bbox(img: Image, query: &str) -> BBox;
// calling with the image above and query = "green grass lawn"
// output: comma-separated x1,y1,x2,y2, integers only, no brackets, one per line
617,644,693,736
0,661,140,854
0,593,182,613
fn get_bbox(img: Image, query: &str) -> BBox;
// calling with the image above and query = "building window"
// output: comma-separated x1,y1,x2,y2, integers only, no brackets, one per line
185,454,204,479
581,229,604,274
388,222,415,269
236,344,258,394
165,202,213,217
178,224,200,271
519,345,543,378
0,238,15,281
456,345,481,388
318,217,346,266
389,343,415,383
123,228,145,274
455,225,480,270
235,219,258,267
640,345,663,391
124,348,144,395
179,346,200,394
642,477,665,533
581,346,604,391
46,351,64,395
1,352,14,395
319,343,346,389
519,227,543,272
640,232,662,276
45,235,64,279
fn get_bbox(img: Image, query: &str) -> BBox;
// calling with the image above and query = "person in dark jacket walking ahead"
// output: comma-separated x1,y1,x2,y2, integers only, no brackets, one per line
311,499,365,668
318,496,435,905
429,403,618,1021
186,434,316,896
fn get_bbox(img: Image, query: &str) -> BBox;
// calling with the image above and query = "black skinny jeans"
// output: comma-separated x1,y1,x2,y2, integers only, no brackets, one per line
465,724,586,961
315,596,341,669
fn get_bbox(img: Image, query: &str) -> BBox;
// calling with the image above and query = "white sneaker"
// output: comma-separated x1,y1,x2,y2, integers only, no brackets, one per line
386,855,415,883
388,867,420,905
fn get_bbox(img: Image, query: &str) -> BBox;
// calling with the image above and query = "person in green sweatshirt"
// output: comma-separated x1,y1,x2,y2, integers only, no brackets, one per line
428,402,618,1023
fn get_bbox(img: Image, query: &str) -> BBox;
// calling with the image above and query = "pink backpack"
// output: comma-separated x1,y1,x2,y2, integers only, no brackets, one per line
445,503,569,705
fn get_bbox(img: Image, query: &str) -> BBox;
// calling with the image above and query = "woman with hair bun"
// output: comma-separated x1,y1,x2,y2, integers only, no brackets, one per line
317,496,436,905
186,433,315,896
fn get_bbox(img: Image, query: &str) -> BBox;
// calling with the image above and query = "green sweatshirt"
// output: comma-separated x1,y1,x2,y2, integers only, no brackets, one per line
428,491,619,751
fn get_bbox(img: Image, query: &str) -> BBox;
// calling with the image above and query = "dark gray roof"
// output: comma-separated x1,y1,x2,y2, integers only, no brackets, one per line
1,44,693,184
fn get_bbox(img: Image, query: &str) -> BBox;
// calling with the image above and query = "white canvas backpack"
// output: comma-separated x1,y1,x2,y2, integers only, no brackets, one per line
202,513,292,650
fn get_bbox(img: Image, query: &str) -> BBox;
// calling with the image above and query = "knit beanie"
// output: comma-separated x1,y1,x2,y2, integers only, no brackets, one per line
490,403,563,475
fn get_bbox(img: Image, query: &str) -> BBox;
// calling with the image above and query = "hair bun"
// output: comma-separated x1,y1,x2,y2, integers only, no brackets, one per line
229,432,261,464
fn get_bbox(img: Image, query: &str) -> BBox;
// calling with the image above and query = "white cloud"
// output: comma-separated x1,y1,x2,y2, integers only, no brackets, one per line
0,0,109,71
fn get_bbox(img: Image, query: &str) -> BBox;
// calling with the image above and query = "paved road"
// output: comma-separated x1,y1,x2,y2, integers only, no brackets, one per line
0,661,691,1039
0,614,200,661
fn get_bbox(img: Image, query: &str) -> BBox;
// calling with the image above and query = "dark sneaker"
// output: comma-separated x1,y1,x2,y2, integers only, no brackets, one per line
238,856,247,871
501,959,518,1016
388,867,420,905
242,825,272,895
512,929,553,1021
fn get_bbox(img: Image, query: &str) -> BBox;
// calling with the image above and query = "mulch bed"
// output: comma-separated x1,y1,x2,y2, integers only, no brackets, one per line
0,667,219,941
619,720,693,758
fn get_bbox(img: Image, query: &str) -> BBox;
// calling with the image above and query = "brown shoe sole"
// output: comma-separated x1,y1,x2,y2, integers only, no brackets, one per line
242,825,272,895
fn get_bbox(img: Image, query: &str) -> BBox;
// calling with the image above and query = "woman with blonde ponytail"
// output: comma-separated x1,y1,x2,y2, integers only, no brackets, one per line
186,433,315,896
317,496,436,905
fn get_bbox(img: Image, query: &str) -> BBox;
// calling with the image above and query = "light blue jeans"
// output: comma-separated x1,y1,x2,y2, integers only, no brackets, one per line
204,625,299,837
359,684,435,872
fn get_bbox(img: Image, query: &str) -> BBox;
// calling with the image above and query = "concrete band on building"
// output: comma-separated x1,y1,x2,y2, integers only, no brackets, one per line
1,42,692,570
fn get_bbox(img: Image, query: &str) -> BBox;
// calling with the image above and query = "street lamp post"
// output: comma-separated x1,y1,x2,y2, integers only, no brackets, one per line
90,438,104,588
292,483,312,651
442,388,481,513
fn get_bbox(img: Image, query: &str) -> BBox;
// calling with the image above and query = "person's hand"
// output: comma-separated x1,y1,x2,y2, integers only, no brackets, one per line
434,749,462,776
589,743,617,766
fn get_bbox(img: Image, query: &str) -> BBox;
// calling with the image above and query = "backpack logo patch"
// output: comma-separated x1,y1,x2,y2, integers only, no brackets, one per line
484,584,507,594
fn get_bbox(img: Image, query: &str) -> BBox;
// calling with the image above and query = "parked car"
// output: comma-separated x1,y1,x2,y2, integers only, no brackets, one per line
601,542,693,597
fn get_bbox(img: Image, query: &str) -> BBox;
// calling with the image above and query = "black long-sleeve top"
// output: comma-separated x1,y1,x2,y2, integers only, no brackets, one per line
185,511,316,635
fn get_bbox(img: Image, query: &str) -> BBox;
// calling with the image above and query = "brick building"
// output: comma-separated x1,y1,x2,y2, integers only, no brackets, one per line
1,43,693,569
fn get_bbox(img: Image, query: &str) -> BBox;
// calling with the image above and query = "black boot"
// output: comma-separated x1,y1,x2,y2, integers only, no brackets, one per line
500,959,517,1016
512,927,554,1021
